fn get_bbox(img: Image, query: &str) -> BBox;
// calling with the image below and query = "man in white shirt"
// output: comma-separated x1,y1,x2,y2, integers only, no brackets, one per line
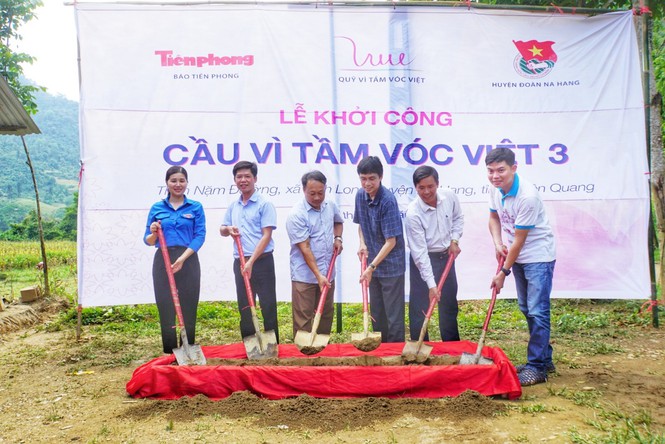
486,148,556,386
405,166,464,342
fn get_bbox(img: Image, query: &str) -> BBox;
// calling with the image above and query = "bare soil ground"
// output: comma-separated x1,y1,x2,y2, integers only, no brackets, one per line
0,300,664,443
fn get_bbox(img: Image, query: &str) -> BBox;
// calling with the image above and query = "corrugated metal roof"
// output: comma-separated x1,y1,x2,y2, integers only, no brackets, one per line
0,75,40,136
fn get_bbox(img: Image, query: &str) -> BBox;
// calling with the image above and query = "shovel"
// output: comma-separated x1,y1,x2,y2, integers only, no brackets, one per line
156,226,206,366
459,256,506,366
402,253,455,364
294,248,339,355
350,255,382,352
233,234,279,360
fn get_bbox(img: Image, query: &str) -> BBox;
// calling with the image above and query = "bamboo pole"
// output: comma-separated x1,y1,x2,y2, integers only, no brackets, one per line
636,0,661,327
20,135,50,296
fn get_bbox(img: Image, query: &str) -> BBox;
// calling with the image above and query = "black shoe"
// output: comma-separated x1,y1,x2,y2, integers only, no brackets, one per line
518,366,548,386
515,362,556,374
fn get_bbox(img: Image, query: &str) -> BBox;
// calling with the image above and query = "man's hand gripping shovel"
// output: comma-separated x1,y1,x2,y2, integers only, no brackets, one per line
233,234,279,360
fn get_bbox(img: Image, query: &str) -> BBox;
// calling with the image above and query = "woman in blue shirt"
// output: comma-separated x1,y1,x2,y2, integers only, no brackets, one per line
144,166,206,354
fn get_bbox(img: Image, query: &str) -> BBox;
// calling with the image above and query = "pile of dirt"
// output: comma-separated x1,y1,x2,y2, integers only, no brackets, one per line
206,354,459,366
121,390,504,432
0,303,42,335
0,298,69,335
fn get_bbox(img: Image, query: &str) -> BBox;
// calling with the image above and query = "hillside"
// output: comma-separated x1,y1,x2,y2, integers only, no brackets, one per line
0,88,79,231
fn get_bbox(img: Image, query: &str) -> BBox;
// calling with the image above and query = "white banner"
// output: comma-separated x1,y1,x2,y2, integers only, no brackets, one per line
76,3,649,306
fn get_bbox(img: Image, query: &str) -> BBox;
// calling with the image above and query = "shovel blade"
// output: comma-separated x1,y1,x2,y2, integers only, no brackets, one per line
243,330,279,360
350,332,382,352
294,330,330,355
459,352,494,365
173,343,207,366
402,340,433,364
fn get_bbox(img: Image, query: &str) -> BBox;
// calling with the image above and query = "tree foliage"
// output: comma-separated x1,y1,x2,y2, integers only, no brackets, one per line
0,191,77,241
0,88,79,231
0,0,43,114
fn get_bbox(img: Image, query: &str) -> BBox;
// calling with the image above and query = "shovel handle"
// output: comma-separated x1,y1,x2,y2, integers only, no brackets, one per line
156,226,186,329
481,256,506,331
360,255,369,313
233,234,257,309
424,253,456,319
315,248,339,315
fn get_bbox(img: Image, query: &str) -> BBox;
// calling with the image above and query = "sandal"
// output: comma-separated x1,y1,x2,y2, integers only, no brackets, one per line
518,366,547,386
516,362,556,374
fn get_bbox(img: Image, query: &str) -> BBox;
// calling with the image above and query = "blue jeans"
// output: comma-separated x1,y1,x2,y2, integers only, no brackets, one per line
512,260,555,372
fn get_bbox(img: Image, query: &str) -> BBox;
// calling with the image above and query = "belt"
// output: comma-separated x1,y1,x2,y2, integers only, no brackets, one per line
428,249,449,260
241,251,273,262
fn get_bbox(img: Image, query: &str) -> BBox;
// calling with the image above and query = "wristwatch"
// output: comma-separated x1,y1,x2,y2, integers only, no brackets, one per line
334,236,343,243
368,263,376,270
500,267,511,276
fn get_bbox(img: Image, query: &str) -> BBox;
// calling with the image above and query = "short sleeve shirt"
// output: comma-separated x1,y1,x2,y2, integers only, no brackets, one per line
286,199,344,284
353,185,405,277
222,192,277,258
489,174,556,263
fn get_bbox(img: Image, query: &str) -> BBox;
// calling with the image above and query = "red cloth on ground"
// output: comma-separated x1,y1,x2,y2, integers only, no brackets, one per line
126,341,521,400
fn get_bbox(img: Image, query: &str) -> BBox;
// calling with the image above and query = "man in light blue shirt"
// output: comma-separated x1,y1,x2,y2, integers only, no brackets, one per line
286,171,344,336
220,160,279,343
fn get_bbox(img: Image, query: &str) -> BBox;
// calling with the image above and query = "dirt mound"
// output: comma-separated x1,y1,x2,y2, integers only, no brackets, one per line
206,353,459,366
0,298,69,335
121,390,504,432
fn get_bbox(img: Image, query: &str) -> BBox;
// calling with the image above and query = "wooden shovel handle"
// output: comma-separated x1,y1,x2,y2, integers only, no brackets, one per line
315,248,339,315
233,234,257,309
360,255,369,313
481,256,506,331
156,226,185,329
424,253,456,319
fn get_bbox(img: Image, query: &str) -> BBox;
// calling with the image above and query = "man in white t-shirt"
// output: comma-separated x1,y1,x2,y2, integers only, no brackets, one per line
486,148,556,386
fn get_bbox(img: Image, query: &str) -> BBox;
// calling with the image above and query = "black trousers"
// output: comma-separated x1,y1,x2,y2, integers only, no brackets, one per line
368,275,406,343
152,247,201,354
233,252,279,343
409,252,459,342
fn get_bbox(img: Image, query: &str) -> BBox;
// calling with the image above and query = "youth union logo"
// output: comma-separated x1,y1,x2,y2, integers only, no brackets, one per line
512,40,557,79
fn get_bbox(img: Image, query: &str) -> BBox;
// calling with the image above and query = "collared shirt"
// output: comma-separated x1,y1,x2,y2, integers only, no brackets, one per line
144,195,206,252
489,174,556,263
222,192,277,258
353,184,405,278
405,190,464,288
286,199,344,284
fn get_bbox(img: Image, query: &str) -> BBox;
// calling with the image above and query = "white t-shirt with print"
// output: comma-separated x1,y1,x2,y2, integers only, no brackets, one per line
489,174,556,264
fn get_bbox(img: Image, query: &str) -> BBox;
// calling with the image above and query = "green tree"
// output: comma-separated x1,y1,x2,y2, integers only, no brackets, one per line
0,192,77,241
56,191,77,241
0,0,43,114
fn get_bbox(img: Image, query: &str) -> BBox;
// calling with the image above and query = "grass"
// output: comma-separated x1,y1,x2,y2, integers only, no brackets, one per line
1,240,664,443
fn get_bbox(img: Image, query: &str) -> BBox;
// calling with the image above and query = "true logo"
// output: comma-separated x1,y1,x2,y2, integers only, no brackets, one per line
512,40,557,79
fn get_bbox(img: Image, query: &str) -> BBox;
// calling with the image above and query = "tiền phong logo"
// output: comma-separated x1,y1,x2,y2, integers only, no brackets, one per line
513,40,557,79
